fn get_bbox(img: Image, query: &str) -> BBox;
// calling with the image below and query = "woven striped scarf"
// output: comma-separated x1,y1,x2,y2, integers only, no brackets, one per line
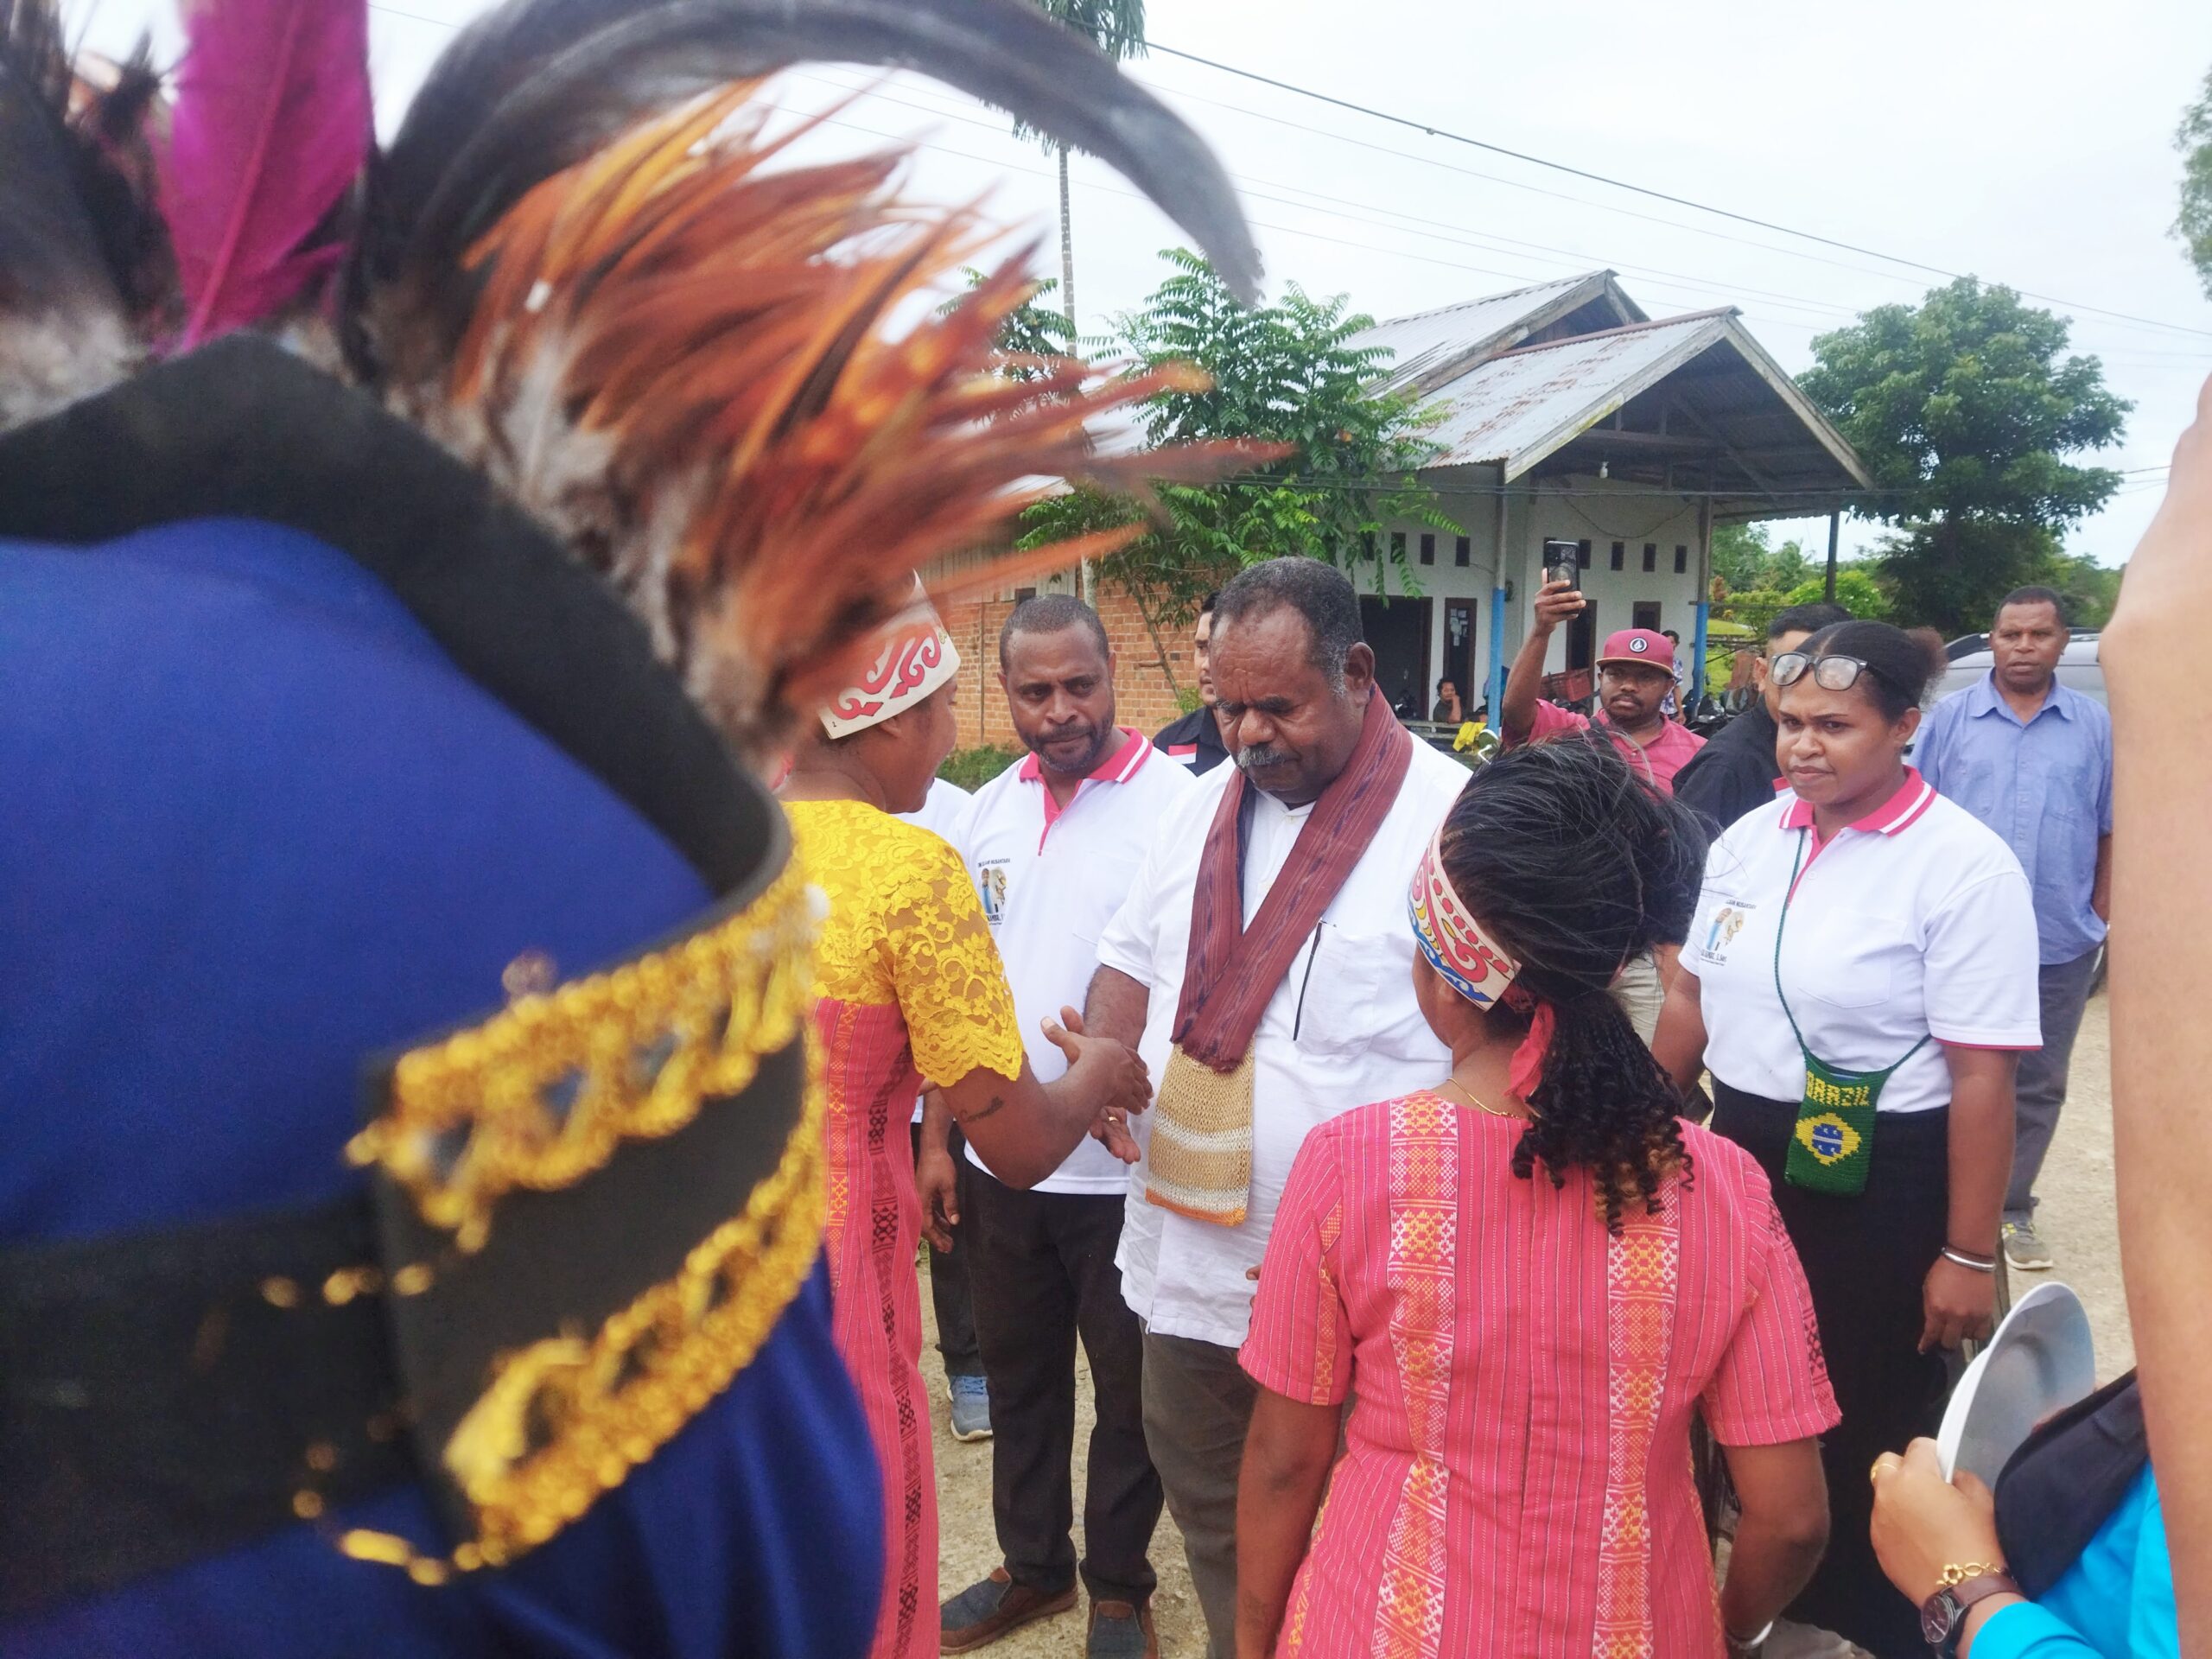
1147,692,1413,1224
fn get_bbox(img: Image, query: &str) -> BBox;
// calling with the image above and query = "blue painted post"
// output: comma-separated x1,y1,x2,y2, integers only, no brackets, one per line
1487,582,1507,717
1691,601,1710,712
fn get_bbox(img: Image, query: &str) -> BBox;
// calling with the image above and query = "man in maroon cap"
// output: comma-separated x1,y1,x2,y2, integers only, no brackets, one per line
1499,577,1706,793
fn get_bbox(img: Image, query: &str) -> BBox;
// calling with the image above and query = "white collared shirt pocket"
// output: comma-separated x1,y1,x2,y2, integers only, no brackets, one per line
1788,905,1904,1012
1290,922,1397,1057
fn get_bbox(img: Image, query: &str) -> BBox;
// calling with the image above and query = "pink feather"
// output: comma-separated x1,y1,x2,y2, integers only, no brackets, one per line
158,0,372,349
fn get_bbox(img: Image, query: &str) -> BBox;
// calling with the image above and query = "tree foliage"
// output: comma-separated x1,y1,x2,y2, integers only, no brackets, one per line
2178,67,2212,302
963,269,1077,363
1711,521,1892,635
1019,249,1445,669
1026,0,1145,60
1709,522,1810,599
1797,277,2127,634
2039,550,2124,631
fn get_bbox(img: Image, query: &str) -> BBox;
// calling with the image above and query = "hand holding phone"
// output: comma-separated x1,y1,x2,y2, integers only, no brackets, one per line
1531,578,1587,632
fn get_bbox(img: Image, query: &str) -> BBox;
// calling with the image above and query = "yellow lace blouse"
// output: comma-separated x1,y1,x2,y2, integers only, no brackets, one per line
786,798,1025,1089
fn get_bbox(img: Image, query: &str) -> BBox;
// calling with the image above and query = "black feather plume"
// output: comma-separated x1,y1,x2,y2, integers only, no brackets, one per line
0,0,117,315
346,0,1260,388
0,0,156,427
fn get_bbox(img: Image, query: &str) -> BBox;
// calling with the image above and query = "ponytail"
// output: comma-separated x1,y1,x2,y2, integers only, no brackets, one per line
1438,735,1707,1229
1510,986,1689,1230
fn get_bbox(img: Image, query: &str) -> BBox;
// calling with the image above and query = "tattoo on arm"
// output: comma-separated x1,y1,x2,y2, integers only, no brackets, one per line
955,1094,1007,1126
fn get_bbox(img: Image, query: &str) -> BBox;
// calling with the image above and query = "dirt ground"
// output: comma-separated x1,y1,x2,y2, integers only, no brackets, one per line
920,993,2125,1658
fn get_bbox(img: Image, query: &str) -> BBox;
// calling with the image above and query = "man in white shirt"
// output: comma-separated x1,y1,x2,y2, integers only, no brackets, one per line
930,598,1194,1659
1083,559,1466,1658
896,776,992,1440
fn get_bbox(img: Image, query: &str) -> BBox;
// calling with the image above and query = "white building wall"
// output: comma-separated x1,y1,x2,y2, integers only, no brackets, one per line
1353,471,1707,712
1520,481,1705,674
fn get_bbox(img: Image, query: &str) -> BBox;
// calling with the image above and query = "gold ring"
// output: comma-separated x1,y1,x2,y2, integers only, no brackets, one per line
1870,1457,1891,1486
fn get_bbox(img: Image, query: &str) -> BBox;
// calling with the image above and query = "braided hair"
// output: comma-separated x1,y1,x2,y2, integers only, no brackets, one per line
1437,735,1708,1228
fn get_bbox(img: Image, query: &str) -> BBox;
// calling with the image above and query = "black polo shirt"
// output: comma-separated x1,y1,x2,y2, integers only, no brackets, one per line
1671,702,1784,836
1153,703,1230,776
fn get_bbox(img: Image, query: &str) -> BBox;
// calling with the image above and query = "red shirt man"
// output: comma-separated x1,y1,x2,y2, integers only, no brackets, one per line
1500,578,1705,792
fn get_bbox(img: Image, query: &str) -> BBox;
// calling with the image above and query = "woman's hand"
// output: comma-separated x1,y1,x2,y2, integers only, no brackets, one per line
1921,1255,1997,1351
1870,1439,2005,1608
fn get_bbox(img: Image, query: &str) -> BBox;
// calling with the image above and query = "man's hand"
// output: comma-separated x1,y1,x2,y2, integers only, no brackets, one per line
1502,579,1590,745
1046,1004,1149,1163
1529,577,1587,635
916,1139,960,1253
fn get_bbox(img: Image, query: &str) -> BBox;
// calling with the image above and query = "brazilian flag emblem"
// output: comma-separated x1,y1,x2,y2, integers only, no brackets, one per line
1796,1112,1859,1163
1784,1056,1878,1196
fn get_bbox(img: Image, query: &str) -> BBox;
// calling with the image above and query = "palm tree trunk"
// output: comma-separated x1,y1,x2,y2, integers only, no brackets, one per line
1057,138,1090,604
1056,141,1076,327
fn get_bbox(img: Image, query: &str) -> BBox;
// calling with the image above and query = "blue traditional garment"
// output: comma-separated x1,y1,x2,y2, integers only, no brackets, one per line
0,349,880,1659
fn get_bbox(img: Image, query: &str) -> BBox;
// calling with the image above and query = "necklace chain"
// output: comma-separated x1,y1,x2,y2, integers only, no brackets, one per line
1439,1077,1520,1119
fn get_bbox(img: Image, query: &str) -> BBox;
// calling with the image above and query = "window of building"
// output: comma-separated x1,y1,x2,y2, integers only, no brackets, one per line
1632,601,1662,632
1390,530,1407,562
1610,541,1625,571
1578,539,1592,569
1642,542,1657,573
1419,532,1436,566
1674,543,1688,574
1454,535,1471,568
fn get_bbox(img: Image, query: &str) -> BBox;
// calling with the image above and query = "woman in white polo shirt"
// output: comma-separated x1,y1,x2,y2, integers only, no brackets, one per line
1653,620,2041,1656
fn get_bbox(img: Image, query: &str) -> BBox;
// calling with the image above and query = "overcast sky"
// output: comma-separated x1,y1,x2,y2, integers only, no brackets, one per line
69,0,2212,571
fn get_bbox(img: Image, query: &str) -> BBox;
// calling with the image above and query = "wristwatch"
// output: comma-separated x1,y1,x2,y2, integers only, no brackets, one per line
1920,1569,2019,1656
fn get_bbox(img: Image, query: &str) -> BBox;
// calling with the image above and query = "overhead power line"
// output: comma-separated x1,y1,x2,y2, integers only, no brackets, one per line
361,2,2212,353
790,66,2212,368
1144,41,2212,344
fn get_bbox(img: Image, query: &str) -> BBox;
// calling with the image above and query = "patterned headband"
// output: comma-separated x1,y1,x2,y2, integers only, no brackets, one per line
1407,823,1522,1007
819,578,962,739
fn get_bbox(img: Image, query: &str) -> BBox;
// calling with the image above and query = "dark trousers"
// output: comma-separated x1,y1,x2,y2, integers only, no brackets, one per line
2008,949,2101,1222
967,1170,1161,1605
912,1122,982,1381
1139,1331,1255,1659
1713,1084,1953,1659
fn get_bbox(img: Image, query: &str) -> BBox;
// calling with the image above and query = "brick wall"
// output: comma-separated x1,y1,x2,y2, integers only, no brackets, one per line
936,581,1194,750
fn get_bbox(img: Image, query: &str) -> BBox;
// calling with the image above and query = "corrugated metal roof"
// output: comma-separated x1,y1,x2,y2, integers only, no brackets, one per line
1422,313,1732,474
1353,272,1618,394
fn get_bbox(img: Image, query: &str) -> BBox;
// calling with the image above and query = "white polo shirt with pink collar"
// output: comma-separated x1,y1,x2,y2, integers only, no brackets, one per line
950,728,1196,1193
1683,768,2041,1116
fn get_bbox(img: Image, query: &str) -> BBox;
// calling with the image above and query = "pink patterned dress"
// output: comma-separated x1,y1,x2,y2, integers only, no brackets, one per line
1242,1091,1837,1659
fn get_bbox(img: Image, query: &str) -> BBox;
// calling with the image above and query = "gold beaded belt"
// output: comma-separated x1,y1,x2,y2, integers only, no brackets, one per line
0,861,823,1618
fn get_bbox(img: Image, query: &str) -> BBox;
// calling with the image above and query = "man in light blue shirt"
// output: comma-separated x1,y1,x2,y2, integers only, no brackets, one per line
1916,586,2113,1274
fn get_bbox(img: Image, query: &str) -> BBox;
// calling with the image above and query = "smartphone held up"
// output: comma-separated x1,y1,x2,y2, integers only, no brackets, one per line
1541,538,1583,592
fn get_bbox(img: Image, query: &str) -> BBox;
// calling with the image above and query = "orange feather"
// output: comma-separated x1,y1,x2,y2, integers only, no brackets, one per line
447,82,1273,760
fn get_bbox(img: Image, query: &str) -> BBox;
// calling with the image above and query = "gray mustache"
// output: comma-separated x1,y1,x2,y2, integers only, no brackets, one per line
1235,746,1292,773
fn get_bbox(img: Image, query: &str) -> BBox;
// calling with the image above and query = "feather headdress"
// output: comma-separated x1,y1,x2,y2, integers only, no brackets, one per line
0,0,1266,763
159,0,370,348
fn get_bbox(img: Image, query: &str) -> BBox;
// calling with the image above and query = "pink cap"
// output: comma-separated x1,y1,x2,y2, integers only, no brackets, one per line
1597,628,1674,668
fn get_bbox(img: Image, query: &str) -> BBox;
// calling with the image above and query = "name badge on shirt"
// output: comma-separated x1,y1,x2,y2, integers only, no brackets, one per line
976,859,1009,928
